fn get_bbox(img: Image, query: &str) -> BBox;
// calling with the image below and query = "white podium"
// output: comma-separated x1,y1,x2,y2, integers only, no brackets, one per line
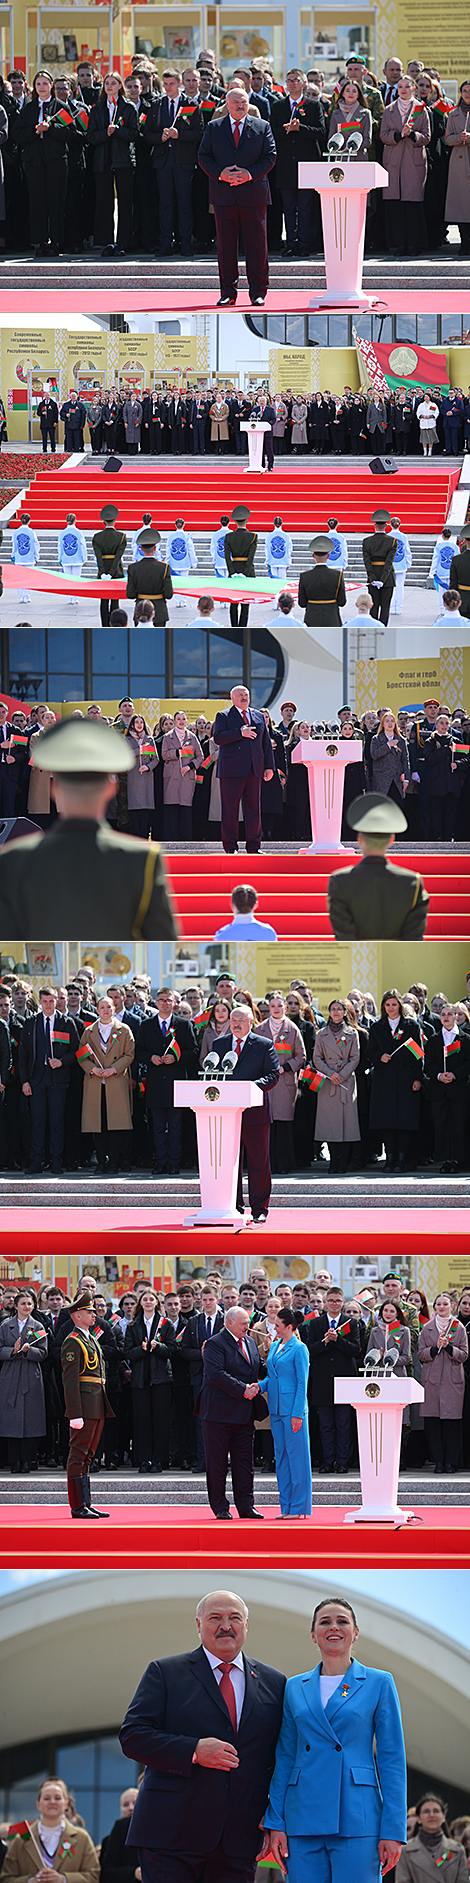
292,737,358,851
240,421,272,471
298,160,388,305
174,1079,263,1226
335,1376,424,1523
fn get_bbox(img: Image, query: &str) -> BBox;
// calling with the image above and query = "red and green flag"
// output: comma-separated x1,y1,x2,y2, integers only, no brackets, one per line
445,1037,461,1056
338,1320,352,1338
354,327,450,394
7,1825,31,1841
404,1037,424,1062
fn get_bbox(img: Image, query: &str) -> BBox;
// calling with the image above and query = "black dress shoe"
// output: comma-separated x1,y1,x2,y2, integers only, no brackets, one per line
88,1505,110,1517
217,295,237,305
138,1462,152,1474
252,1210,268,1222
216,1510,233,1519
250,296,266,305
71,1508,101,1518
239,1507,264,1519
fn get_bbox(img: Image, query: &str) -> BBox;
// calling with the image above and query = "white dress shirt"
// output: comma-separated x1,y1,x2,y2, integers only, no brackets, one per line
203,1646,246,1726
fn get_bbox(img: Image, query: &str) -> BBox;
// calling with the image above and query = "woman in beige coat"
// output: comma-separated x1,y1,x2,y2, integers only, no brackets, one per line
209,395,229,451
444,83,470,254
1,1775,99,1883
396,1794,468,1883
80,995,135,1174
312,998,360,1172
27,710,57,826
161,712,203,840
256,991,306,1171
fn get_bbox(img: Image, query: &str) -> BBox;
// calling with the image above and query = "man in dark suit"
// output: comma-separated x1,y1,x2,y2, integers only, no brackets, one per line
213,683,274,853
251,392,276,469
120,1587,286,1879
450,524,470,617
126,531,174,620
135,986,198,1174
300,1282,359,1472
270,70,325,255
143,68,204,256
180,1280,224,1470
198,86,276,304
298,534,347,626
209,1005,280,1219
18,986,79,1176
200,1310,269,1516
362,510,397,624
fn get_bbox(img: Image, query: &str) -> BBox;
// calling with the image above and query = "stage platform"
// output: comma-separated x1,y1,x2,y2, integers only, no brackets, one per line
1,1202,469,1259
0,1502,468,1569
1,253,470,312
166,850,469,939
22,465,458,535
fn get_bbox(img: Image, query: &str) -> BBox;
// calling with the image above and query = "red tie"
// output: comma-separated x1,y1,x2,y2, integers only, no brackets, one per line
242,709,250,723
218,1662,237,1732
238,1337,248,1360
235,1039,241,1057
233,122,241,148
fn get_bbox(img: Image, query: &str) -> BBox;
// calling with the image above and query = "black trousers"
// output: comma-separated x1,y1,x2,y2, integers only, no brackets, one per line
7,1435,37,1469
132,1382,172,1465
428,794,457,841
130,807,153,838
156,161,194,252
67,1413,104,1510
237,1113,271,1216
425,1416,461,1472
368,580,394,623
431,1095,467,1167
229,602,250,627
29,1077,67,1172
26,157,66,247
213,199,269,299
220,770,262,851
163,804,193,840
140,1844,256,1883
40,420,56,452
0,768,17,816
94,166,134,249
317,1404,351,1470
202,1414,255,1515
150,1104,182,1171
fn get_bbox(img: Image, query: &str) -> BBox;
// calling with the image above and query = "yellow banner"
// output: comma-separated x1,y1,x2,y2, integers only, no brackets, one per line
355,651,470,717
229,940,467,1012
58,697,229,723
268,347,319,394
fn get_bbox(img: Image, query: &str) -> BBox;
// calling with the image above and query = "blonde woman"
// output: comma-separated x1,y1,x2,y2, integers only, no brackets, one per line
1,1777,99,1883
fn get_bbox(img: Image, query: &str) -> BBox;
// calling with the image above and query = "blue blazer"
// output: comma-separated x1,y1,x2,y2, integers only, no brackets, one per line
213,704,274,779
198,114,276,208
265,1659,407,1842
267,1337,309,1421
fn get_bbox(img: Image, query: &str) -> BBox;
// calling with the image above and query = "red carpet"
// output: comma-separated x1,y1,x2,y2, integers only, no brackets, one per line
0,290,468,317
1,1504,468,1568
1,1206,469,1261
166,852,470,939
22,466,458,534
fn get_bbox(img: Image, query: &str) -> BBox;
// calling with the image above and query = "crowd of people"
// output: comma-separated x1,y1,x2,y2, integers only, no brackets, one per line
1,968,470,1184
0,1259,469,1489
2,692,470,844
29,385,470,460
1,48,469,262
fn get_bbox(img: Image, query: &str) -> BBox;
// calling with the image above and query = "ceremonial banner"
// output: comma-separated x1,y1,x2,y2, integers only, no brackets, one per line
354,329,450,394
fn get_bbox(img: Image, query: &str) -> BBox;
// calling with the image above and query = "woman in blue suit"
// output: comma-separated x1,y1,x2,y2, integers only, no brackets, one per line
267,1307,311,1517
263,1595,407,1883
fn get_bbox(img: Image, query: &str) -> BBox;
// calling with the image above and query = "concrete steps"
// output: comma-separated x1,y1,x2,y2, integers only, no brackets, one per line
2,526,436,587
1,1172,469,1209
1,254,470,295
1,1467,468,1506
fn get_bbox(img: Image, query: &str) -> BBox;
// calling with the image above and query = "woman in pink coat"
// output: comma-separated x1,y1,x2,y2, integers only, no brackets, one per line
256,991,306,1172
418,1289,468,1473
380,75,430,255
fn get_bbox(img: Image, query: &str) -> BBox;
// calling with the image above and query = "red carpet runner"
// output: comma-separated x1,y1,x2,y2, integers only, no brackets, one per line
22,467,459,533
166,852,470,938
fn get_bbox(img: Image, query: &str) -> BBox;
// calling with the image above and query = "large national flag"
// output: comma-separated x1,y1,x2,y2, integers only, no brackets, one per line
353,329,450,395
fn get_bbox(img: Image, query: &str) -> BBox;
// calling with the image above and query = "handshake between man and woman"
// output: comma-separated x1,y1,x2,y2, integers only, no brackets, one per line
119,1589,407,1883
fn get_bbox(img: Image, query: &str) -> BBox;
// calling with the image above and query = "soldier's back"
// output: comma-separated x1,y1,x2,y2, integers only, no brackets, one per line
0,820,177,941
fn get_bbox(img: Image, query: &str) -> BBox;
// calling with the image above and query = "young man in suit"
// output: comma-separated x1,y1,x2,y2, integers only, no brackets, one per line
198,85,276,304
120,1587,286,1879
300,1283,360,1473
213,681,274,853
18,986,79,1177
0,699,15,817
208,1004,279,1219
270,69,325,255
143,67,204,257
200,1308,269,1516
135,986,198,1174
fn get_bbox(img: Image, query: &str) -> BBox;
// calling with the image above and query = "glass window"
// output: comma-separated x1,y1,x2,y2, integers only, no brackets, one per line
130,673,165,699
307,316,327,344
441,314,462,342
57,1741,95,1784
93,674,127,700
209,633,243,682
173,627,207,682
266,316,286,341
328,316,349,347
394,316,417,341
286,315,306,346
354,316,372,340
129,626,166,677
48,628,84,674
49,674,86,701
92,628,127,676
371,316,393,341
98,1737,132,1786
8,626,46,699
417,315,438,343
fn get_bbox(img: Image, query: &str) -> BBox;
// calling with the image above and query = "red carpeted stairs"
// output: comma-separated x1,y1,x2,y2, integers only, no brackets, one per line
166,851,470,938
22,466,459,533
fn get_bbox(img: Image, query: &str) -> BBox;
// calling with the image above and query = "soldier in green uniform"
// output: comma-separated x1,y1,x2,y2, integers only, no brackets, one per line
327,792,430,939
298,534,347,626
224,504,258,628
362,509,397,624
92,503,127,625
61,1290,113,1518
126,529,174,621
0,719,177,941
449,524,470,619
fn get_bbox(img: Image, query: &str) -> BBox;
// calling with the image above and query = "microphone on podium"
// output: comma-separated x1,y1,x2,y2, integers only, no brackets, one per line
220,1050,238,1078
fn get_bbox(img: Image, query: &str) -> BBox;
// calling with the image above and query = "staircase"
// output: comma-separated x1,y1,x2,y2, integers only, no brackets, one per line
165,850,470,937
1,254,470,298
19,465,457,535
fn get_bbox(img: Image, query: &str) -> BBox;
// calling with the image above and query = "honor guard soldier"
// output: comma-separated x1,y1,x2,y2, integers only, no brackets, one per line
61,1290,113,1518
224,504,258,627
389,514,412,615
327,793,429,940
10,512,41,605
0,718,177,942
130,512,153,561
165,517,198,608
126,529,174,621
92,502,127,626
362,509,397,624
430,524,456,598
265,515,293,579
326,515,348,572
298,534,347,626
210,512,230,604
450,525,470,618
58,511,88,604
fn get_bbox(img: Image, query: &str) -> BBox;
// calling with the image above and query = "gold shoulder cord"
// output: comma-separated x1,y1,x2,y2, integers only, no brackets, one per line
132,846,160,939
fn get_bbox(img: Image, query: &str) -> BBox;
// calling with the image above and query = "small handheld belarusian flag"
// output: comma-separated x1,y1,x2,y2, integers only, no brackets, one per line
140,741,155,760
164,1029,181,1062
310,1070,326,1091
75,104,89,129
452,741,470,756
52,1030,71,1044
385,1318,401,1334
275,1036,292,1060
404,1036,424,1062
76,1029,95,1063
338,1320,352,1338
445,1037,461,1056
6,1824,31,1842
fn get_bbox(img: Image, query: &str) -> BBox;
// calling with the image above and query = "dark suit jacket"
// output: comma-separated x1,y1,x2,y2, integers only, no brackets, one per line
424,1026,470,1095
301,1309,359,1406
120,1644,286,1862
144,93,204,168
209,1031,280,1093
135,1014,198,1107
198,113,276,208
270,95,326,188
213,704,274,778
100,1814,139,1883
18,1012,79,1086
200,1325,268,1424
180,1306,224,1387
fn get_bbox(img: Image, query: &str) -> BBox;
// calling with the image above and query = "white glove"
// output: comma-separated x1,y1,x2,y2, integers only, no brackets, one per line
70,1417,84,1430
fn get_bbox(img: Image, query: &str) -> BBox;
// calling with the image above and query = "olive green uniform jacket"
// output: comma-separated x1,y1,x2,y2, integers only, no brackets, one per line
126,556,174,621
0,818,177,940
61,1327,113,1421
92,524,127,579
327,854,429,939
224,526,258,577
298,564,347,625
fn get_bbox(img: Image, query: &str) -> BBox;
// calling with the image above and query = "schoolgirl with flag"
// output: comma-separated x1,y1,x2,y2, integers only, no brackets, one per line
424,1001,470,1172
368,990,424,1173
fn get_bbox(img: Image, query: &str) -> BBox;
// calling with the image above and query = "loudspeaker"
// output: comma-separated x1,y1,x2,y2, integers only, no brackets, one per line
0,816,42,846
102,455,123,474
369,455,398,474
